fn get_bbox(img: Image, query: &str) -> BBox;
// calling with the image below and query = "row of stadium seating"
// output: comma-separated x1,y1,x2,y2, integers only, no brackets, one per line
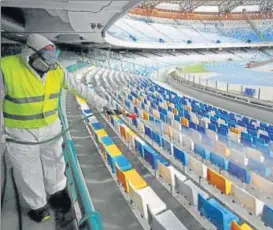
75,97,188,229
132,78,273,156
95,67,273,229
95,67,272,229
107,15,273,44
86,48,271,80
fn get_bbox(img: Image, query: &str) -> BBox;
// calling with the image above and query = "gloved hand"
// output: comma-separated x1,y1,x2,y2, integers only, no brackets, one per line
102,104,115,115
0,134,7,144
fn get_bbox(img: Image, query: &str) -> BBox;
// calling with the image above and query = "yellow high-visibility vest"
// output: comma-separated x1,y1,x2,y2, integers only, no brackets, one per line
1,55,64,128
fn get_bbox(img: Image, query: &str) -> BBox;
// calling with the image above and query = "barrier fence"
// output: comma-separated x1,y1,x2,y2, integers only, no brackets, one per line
172,71,273,102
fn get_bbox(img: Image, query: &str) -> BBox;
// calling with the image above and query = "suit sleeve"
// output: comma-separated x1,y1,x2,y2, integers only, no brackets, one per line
62,68,108,111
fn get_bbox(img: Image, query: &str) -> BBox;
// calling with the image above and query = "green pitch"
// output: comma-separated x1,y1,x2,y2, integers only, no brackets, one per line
179,64,209,73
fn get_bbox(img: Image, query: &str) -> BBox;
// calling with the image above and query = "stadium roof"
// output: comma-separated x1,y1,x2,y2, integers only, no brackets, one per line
139,0,273,12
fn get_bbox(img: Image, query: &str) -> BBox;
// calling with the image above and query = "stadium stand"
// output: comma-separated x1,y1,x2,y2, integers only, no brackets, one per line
84,65,273,229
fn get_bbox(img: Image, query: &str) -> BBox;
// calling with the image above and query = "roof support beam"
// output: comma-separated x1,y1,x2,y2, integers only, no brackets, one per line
178,0,203,12
260,0,273,11
219,0,243,12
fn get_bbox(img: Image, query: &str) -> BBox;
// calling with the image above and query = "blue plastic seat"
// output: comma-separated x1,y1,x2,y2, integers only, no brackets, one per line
210,152,229,170
107,154,132,174
144,126,152,139
135,139,144,157
262,205,273,228
173,145,189,166
91,122,103,130
247,159,271,177
151,130,162,147
227,161,250,184
100,136,114,146
256,143,273,158
194,144,210,159
198,194,239,230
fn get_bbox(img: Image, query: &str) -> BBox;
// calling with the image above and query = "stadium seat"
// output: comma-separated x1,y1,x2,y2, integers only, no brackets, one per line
198,194,239,230
128,182,166,221
176,179,209,206
144,145,169,170
227,161,250,184
173,145,189,166
190,129,202,144
116,165,147,193
207,168,232,194
229,149,248,166
231,221,253,230
104,144,122,157
106,154,132,174
135,138,145,157
247,159,270,177
261,205,273,228
157,160,187,189
100,136,114,146
245,147,264,163
231,184,264,216
250,172,273,194
210,152,229,170
150,209,188,230
181,135,194,150
194,143,210,159
215,141,230,156
188,155,207,178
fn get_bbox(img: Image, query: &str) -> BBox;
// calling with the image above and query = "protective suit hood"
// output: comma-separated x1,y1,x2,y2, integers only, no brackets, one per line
21,34,56,72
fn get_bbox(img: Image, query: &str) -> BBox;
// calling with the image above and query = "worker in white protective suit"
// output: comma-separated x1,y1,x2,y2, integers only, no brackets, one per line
0,34,113,223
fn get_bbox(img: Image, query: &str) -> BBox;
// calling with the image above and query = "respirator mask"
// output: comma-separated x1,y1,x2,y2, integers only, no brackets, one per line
29,45,60,73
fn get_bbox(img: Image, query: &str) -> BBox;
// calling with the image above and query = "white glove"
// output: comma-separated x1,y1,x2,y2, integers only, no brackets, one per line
0,134,8,144
102,104,115,115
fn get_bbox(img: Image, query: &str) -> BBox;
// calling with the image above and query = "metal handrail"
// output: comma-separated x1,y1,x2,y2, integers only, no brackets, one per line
58,63,103,230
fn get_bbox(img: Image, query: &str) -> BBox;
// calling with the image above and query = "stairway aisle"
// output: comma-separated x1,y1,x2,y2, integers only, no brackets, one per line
65,93,142,230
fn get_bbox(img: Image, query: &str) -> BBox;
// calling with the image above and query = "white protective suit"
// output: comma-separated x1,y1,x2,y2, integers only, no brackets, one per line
0,34,108,210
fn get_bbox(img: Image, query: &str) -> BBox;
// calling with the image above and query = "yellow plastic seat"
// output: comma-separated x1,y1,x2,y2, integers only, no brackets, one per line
76,96,86,104
207,168,232,195
94,129,108,137
231,221,253,230
105,145,122,157
116,166,147,193
143,112,149,121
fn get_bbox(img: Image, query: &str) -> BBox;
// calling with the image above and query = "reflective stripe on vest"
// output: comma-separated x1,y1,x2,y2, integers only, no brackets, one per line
1,55,64,129
5,93,59,104
3,109,58,120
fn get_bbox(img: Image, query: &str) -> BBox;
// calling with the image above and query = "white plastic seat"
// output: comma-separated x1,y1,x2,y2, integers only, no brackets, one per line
228,132,240,143
158,161,187,189
246,147,264,163
250,172,273,194
231,184,264,216
176,179,209,206
230,149,248,166
215,141,230,156
173,120,182,130
151,209,188,230
190,129,202,144
206,129,218,142
188,155,207,178
182,135,194,150
172,129,182,143
128,182,167,221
